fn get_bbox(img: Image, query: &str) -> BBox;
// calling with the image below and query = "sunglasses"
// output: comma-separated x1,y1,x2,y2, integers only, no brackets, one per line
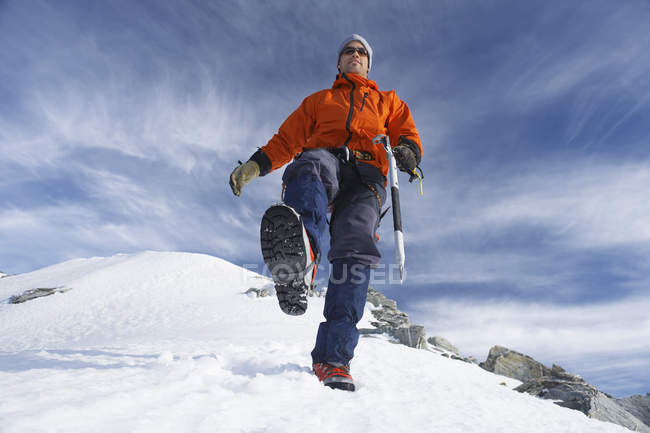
341,46,368,57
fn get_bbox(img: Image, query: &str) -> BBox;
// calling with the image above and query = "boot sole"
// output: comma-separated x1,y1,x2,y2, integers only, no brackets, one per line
325,381,356,392
260,204,310,316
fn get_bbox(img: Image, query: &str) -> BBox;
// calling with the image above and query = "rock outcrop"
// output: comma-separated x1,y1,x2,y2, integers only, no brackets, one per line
360,288,480,363
428,336,460,356
617,394,650,428
360,288,428,349
481,345,650,432
244,283,474,362
516,369,650,432
480,345,551,382
244,287,271,298
9,287,71,304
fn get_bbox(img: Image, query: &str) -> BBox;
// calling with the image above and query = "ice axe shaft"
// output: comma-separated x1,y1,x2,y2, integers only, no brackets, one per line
373,134,405,283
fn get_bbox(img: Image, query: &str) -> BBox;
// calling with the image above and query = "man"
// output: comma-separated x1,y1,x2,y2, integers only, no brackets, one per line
230,34,422,391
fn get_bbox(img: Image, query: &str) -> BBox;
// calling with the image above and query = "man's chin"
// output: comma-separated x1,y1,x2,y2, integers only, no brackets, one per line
343,68,363,76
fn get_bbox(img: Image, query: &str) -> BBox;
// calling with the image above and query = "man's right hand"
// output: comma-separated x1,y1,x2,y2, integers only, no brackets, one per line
229,160,260,196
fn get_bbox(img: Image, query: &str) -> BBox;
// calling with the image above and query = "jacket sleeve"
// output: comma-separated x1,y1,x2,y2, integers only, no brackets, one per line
386,92,422,164
250,95,317,176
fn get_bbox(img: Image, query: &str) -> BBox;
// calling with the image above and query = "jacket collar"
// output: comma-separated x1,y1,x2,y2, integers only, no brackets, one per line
333,73,379,90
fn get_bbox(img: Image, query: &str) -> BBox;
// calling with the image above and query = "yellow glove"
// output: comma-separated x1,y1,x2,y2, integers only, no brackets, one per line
229,160,260,196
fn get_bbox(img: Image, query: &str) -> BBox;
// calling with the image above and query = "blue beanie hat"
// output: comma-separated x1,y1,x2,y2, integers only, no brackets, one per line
338,34,373,72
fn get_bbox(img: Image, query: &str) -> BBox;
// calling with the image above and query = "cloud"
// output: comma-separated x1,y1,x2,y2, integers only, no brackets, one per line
3,58,258,171
395,157,650,297
476,162,650,249
400,1,650,164
0,1,305,273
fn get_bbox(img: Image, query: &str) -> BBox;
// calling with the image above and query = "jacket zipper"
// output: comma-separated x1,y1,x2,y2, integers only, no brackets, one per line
360,92,369,112
342,73,355,148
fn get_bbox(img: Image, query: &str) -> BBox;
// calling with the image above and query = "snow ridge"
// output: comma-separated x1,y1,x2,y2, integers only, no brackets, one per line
0,252,632,433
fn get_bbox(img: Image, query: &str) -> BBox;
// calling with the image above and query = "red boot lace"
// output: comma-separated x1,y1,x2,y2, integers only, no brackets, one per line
312,363,352,382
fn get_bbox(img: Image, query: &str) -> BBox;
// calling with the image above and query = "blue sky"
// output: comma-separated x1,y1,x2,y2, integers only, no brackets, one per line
2,0,650,397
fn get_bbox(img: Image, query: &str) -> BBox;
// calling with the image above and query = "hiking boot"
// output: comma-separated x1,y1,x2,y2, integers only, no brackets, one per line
312,362,355,392
261,204,318,316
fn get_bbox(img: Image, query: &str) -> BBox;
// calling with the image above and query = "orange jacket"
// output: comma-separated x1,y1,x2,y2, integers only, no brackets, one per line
251,73,422,179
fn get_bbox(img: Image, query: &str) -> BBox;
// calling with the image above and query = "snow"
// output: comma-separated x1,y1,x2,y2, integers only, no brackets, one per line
0,251,632,433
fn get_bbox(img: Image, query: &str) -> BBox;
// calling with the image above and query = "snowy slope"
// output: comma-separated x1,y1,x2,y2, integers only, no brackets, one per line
0,252,632,433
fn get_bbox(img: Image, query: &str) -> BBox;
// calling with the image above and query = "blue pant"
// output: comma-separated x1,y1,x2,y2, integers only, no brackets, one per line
281,149,386,366
282,149,386,266
310,258,371,366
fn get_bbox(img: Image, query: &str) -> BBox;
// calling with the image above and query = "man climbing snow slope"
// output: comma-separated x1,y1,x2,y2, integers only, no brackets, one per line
230,34,422,391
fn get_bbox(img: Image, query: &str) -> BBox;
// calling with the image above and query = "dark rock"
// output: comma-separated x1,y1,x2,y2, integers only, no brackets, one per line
480,345,552,382
617,394,650,428
387,325,428,349
482,345,650,432
516,376,592,410
428,336,460,355
244,287,271,298
369,309,410,329
9,287,71,304
516,378,650,432
361,288,427,349
367,288,408,329
366,288,397,310
363,288,473,357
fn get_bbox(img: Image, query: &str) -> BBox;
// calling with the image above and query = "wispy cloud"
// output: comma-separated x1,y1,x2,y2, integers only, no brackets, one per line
396,157,650,300
471,162,650,249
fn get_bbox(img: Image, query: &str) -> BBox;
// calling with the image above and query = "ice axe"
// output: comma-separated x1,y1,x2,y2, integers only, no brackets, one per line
373,134,405,284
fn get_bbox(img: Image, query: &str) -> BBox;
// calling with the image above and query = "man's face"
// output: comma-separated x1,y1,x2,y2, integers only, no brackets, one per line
338,40,369,78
